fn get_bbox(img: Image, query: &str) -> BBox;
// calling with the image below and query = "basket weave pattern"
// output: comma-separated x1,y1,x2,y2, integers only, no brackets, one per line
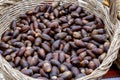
0,0,120,80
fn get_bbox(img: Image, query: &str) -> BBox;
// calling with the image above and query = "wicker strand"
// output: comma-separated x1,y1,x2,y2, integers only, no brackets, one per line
0,0,119,80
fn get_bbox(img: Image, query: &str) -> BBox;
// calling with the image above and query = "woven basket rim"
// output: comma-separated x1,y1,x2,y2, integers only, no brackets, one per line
0,0,120,80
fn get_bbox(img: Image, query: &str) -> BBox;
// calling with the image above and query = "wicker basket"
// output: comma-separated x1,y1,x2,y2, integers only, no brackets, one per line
0,0,120,80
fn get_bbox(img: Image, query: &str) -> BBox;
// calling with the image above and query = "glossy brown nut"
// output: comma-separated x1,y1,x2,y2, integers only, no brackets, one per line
43,28,51,34
59,64,68,72
85,68,93,75
43,61,52,73
52,40,61,50
41,33,52,41
92,34,106,43
5,55,12,62
73,32,81,39
76,7,82,13
93,58,100,67
2,36,11,42
92,48,103,55
82,19,88,24
86,50,96,58
71,11,79,18
59,10,66,16
68,19,74,25
81,29,88,37
32,74,41,78
104,41,110,52
83,15,95,21
49,13,55,20
29,56,39,66
86,21,95,26
75,18,83,25
59,52,65,63
27,30,35,36
20,59,29,68
19,14,27,19
69,42,78,49
13,42,24,48
52,1,59,8
79,51,87,58
63,3,71,9
24,47,34,57
59,71,72,80
55,32,67,39
77,48,86,54
79,68,86,74
17,47,26,57
71,67,80,77
44,12,49,18
27,35,35,42
64,36,72,42
41,43,51,52
88,61,96,69
40,69,49,78
38,23,46,29
20,20,29,25
83,26,93,32
34,37,42,46
87,43,97,49
71,57,80,66
3,49,13,56
74,40,85,47
30,66,40,73
82,37,91,42
63,62,72,69
33,20,39,29
10,20,16,30
80,60,89,67
53,52,59,60
54,9,59,17
50,22,59,28
69,4,77,11
84,56,92,61
71,50,77,57
59,16,68,23
63,43,70,53
21,25,30,32
71,25,81,31
21,68,33,76
61,23,69,29
90,40,101,47
45,53,52,61
65,28,73,35
51,59,61,67
50,66,59,79
14,56,21,66
21,33,27,40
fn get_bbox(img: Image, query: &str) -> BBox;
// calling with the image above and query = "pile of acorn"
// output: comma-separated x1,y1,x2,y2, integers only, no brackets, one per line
0,2,110,80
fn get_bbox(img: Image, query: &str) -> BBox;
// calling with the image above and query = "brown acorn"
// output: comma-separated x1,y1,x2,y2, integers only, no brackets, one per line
29,66,39,73
55,32,67,39
59,71,72,80
43,61,52,73
92,34,106,43
51,59,61,67
21,68,33,76
41,43,51,52
74,40,85,47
